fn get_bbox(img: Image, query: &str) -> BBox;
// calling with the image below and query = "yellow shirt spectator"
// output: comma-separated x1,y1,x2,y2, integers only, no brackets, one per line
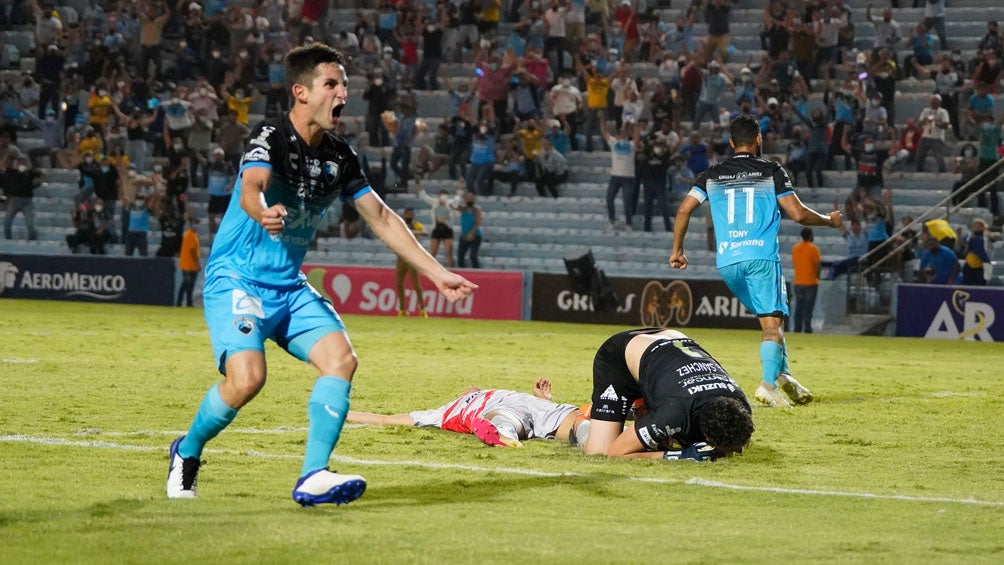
586,75,611,109
227,95,253,125
480,0,501,23
517,127,544,160
88,92,114,127
79,134,103,155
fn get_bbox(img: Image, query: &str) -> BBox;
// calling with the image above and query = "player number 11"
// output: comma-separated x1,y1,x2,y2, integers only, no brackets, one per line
724,186,754,225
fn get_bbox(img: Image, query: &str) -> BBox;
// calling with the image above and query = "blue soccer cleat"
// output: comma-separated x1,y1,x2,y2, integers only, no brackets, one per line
292,468,367,507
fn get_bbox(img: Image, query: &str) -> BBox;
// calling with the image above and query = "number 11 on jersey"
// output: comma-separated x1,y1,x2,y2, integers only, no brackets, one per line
724,187,754,225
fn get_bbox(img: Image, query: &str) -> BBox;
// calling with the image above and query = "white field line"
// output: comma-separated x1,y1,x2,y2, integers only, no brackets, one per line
69,426,363,437
2,433,1002,508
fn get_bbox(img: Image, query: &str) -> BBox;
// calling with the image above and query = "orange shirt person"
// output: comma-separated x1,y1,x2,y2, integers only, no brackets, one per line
791,228,821,333
177,217,201,307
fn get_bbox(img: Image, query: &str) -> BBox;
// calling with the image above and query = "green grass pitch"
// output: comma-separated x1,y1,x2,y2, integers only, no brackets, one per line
1,299,1003,564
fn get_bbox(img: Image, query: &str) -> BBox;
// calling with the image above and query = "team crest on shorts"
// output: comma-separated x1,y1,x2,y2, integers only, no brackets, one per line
234,316,255,335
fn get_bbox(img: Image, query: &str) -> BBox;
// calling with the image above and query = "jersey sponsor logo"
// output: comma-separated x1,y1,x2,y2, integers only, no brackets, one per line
252,125,276,148
686,381,735,395
599,385,619,402
232,289,265,318
249,137,271,150
243,147,269,163
716,171,762,180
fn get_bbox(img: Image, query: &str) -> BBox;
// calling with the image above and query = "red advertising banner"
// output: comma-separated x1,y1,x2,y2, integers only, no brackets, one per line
301,264,524,320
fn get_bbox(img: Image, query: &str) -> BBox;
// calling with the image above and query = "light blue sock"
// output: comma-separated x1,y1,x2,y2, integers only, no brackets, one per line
780,338,791,375
759,341,784,387
301,376,351,477
178,383,238,459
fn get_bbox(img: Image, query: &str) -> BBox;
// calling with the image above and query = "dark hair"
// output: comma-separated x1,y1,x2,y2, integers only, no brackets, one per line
729,114,761,148
698,397,754,455
285,43,348,94
800,227,813,241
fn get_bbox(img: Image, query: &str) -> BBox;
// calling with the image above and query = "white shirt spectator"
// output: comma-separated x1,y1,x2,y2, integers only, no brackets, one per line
543,6,568,38
919,106,950,141
815,16,845,48
604,134,637,177
925,0,945,18
549,82,582,115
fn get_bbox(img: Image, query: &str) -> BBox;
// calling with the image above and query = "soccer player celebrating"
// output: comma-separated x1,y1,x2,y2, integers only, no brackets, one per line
582,328,754,461
347,378,588,448
669,114,842,407
166,44,477,506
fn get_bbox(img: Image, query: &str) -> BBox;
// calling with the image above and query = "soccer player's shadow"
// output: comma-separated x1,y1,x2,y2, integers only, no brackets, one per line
355,476,605,508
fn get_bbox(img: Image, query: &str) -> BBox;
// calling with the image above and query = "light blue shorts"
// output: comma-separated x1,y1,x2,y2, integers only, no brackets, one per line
718,259,789,317
203,275,346,374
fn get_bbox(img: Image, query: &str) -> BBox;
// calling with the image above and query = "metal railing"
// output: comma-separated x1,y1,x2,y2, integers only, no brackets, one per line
845,155,1004,314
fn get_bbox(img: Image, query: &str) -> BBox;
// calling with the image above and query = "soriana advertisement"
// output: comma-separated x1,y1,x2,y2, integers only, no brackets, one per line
301,264,523,320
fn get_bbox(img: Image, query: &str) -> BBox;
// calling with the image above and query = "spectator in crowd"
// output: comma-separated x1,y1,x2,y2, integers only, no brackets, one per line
22,107,63,168
414,17,444,91
952,143,981,206
466,120,496,196
448,103,475,181
124,189,154,257
544,117,571,156
474,47,516,130
964,82,996,141
548,73,583,150
1,154,42,241
67,198,103,254
176,214,200,307
794,107,828,187
385,99,418,191
543,1,570,73
600,119,640,230
393,206,429,317
865,5,901,60
975,116,1002,222
693,60,732,131
889,117,922,171
784,126,810,187
457,190,483,269
703,0,732,63
919,230,960,285
852,133,890,198
535,137,568,198
791,228,821,333
493,137,528,197
916,94,950,173
923,0,948,52
960,219,993,286
417,180,458,268
814,7,846,81
579,62,610,152
828,218,869,279
906,22,936,79
640,124,673,233
215,109,250,171
204,147,234,237
932,56,962,140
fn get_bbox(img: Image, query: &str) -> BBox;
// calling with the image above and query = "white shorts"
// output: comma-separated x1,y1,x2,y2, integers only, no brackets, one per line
410,390,578,440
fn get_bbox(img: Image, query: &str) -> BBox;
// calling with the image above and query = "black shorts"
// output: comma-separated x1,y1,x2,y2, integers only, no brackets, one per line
431,222,454,241
589,331,643,422
208,194,231,214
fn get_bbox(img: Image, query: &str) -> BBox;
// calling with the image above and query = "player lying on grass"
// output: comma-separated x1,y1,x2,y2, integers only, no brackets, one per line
582,328,755,462
347,378,588,447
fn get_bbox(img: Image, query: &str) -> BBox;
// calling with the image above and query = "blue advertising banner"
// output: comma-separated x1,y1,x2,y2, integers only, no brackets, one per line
0,253,175,305
895,284,1004,341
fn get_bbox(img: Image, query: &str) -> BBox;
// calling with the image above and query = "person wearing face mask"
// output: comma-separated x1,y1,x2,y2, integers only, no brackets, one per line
640,129,673,233
671,114,842,408
960,219,994,286
466,120,497,195
1,156,42,240
265,51,288,119
22,107,64,168
852,133,890,198
413,18,444,91
963,82,996,142
916,94,950,173
861,93,889,139
87,85,115,134
952,143,982,207
139,2,170,80
363,72,394,147
417,180,459,268
225,86,255,126
76,150,100,202
535,137,568,198
547,73,583,150
456,190,483,268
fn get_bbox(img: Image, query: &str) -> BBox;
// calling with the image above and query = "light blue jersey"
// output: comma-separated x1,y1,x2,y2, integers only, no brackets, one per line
688,152,794,269
206,116,371,288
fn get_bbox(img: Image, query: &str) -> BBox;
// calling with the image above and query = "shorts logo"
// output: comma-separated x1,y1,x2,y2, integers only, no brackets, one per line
599,385,619,402
232,289,265,318
234,316,255,335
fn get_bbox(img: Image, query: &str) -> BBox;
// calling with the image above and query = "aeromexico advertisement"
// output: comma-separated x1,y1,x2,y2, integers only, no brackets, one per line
895,284,1004,342
302,264,524,320
0,253,174,305
530,273,761,329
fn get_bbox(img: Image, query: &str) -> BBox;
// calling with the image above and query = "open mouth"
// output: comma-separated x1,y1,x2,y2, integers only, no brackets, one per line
331,104,345,121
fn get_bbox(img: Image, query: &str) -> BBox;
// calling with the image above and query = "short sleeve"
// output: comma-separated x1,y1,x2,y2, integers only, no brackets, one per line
773,164,795,198
634,402,688,451
338,146,371,201
240,122,282,172
688,169,710,202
